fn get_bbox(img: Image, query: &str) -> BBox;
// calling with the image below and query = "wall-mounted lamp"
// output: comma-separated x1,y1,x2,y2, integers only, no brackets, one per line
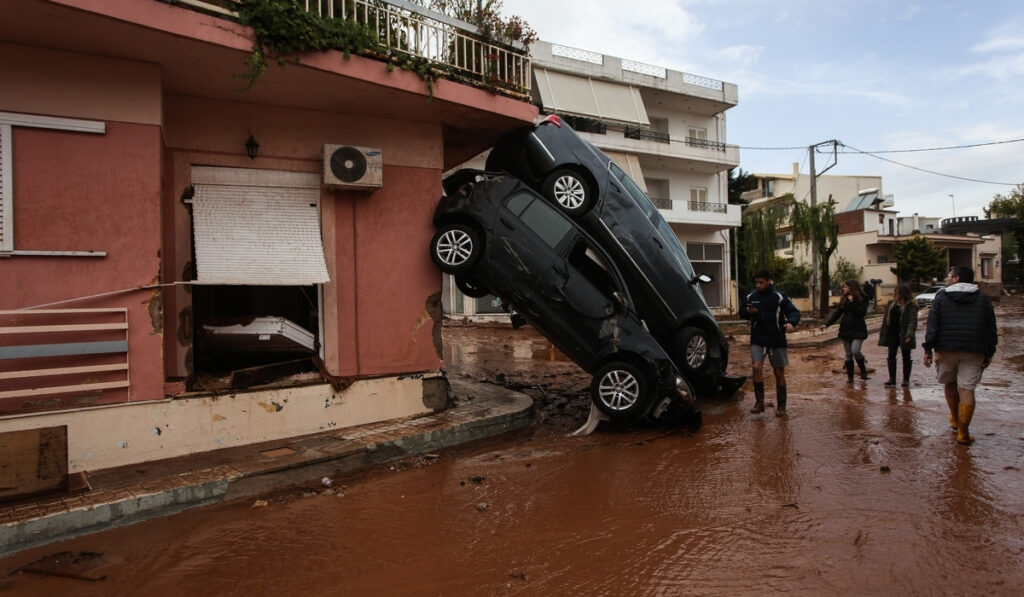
245,134,260,160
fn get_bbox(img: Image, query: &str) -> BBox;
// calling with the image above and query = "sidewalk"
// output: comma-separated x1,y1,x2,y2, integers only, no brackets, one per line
0,379,534,558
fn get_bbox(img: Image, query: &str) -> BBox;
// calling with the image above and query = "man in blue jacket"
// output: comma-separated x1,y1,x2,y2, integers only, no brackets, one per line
739,270,802,416
923,265,998,445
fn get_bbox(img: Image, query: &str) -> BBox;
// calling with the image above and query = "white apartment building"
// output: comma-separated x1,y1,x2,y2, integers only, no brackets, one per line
445,41,742,318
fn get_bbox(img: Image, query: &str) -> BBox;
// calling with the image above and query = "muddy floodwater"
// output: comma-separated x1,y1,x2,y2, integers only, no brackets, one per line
3,300,1024,595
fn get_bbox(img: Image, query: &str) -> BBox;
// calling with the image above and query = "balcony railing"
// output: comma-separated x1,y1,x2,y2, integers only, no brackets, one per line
685,137,727,152
181,0,531,97
689,201,728,213
624,126,670,144
650,197,672,210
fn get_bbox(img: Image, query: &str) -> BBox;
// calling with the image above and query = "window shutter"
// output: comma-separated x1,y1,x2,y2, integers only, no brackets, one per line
0,124,12,253
191,183,329,285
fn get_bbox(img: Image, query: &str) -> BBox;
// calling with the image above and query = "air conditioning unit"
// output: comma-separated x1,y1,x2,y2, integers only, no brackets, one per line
323,145,382,190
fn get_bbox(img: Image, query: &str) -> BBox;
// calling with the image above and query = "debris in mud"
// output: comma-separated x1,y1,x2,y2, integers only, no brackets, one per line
461,475,486,486
476,502,488,511
880,465,891,472
252,499,268,508
18,551,107,581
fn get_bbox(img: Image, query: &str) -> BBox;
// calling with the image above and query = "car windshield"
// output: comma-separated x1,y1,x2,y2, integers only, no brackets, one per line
607,161,703,300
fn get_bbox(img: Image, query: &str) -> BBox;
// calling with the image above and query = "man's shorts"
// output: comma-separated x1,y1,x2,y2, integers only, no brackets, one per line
751,344,789,368
935,351,986,390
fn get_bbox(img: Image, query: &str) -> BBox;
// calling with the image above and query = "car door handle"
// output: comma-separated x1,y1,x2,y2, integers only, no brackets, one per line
499,216,515,230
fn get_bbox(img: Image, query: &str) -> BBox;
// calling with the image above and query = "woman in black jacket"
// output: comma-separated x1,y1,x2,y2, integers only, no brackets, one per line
820,280,869,382
878,283,918,387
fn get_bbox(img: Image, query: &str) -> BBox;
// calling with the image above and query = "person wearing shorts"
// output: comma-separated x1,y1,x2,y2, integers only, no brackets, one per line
923,265,998,444
739,270,801,416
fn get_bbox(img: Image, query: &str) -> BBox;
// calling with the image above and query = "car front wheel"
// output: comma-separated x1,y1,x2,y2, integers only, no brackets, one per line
430,224,480,275
591,361,651,419
543,169,592,216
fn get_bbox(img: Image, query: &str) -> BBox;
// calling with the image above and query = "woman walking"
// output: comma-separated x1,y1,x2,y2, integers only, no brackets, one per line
878,283,918,387
820,280,869,382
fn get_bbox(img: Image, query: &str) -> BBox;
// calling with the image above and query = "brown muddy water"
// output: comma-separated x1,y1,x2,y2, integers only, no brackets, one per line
2,301,1023,595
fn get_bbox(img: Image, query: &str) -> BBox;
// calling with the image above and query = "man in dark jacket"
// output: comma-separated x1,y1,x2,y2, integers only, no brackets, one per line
739,270,801,416
923,265,998,445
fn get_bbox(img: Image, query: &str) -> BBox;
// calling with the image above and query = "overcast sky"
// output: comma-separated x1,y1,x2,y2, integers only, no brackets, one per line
500,0,1024,219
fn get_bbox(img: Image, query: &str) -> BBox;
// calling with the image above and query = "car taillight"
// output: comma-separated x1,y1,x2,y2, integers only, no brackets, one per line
540,114,563,128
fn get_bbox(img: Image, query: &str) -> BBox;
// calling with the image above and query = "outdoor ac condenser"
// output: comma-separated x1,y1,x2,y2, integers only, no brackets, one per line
323,144,383,190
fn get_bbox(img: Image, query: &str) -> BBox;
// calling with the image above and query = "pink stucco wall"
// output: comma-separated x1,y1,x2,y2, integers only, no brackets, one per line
0,123,164,409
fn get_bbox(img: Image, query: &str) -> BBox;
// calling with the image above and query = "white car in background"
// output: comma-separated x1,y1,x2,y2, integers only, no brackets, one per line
915,285,945,307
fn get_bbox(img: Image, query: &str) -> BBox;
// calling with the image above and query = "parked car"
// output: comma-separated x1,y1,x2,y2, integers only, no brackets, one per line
915,285,945,307
431,172,699,425
485,115,744,397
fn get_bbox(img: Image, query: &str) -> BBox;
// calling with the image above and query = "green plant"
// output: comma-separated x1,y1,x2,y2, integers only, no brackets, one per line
776,263,811,298
830,256,863,293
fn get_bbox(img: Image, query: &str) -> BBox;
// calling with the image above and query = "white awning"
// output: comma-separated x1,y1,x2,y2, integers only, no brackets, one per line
191,183,329,286
602,151,648,193
533,68,650,126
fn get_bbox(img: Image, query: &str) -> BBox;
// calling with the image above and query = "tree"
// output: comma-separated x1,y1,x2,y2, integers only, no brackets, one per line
891,235,946,289
789,199,838,316
728,167,757,205
738,204,785,282
830,256,863,294
984,184,1024,275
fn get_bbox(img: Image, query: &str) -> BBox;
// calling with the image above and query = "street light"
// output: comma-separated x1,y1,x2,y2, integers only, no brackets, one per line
949,194,956,218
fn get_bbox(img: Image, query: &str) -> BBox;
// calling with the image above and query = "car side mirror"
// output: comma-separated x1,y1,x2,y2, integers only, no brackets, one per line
692,273,713,285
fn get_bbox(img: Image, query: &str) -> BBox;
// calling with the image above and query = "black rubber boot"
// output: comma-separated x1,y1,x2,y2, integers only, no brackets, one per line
776,385,787,417
856,357,868,380
902,355,912,387
845,360,855,383
750,382,765,413
885,359,897,387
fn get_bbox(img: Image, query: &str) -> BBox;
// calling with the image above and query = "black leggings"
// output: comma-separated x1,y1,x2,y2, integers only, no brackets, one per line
887,344,912,372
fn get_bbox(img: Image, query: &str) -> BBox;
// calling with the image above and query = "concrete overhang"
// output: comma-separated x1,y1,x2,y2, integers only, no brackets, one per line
0,0,538,168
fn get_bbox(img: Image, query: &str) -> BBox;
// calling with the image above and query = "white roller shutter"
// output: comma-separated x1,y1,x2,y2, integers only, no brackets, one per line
192,183,329,285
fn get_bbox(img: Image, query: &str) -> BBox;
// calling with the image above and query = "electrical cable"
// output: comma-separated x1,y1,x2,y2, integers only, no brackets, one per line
840,142,1020,186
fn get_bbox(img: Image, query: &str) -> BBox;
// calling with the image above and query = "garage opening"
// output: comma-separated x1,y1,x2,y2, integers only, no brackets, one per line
188,167,329,390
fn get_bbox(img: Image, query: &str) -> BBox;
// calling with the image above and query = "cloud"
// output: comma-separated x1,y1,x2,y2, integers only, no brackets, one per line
709,45,764,69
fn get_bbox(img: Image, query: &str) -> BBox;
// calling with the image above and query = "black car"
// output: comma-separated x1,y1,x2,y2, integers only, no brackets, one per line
485,115,744,397
431,172,698,425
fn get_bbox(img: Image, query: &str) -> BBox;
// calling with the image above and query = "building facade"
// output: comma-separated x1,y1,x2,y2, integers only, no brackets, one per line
0,0,535,473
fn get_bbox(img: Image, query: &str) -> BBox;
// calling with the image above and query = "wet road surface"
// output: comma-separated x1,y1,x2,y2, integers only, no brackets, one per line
2,300,1023,595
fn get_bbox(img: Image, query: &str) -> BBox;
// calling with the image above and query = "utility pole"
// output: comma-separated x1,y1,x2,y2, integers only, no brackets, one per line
807,140,838,314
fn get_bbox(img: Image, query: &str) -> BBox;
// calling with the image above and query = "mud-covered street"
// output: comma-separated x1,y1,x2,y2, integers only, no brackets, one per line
2,299,1023,595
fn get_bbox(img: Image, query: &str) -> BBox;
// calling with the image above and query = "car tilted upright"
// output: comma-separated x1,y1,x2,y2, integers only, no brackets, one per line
485,115,744,397
430,172,699,425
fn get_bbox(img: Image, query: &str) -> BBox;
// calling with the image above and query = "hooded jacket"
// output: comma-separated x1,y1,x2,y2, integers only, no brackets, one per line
922,282,997,358
877,299,918,348
739,283,801,348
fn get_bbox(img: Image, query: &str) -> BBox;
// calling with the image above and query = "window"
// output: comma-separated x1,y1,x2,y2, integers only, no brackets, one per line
762,179,774,198
981,258,992,278
0,124,10,253
686,242,724,307
688,127,707,141
690,188,708,204
515,195,572,249
777,233,792,249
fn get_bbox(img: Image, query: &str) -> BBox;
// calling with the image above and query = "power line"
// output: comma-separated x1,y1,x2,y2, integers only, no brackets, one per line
835,137,1024,154
840,142,1020,186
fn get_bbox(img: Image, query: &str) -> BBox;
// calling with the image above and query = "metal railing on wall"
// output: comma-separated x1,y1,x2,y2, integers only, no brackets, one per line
183,0,531,96
0,309,130,414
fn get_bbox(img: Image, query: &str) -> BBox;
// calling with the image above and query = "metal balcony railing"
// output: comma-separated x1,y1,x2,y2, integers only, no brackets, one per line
624,126,670,144
650,197,672,210
179,0,532,97
688,201,728,213
685,137,727,152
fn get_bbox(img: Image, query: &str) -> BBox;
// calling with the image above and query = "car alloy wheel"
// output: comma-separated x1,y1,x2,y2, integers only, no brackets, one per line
591,361,650,419
543,169,590,215
675,326,709,373
430,223,480,275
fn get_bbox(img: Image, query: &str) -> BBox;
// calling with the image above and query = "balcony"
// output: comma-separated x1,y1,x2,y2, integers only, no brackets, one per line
180,0,531,98
625,126,670,144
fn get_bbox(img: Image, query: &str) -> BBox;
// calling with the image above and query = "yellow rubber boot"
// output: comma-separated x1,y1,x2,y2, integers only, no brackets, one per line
945,393,959,431
956,403,975,445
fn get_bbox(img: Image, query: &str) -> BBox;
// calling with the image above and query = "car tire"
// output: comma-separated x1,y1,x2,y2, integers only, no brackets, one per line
455,275,490,298
674,326,709,376
430,223,481,275
542,169,592,216
591,361,652,420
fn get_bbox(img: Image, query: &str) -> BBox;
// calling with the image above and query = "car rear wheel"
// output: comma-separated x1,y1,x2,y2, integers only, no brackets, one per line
543,169,592,216
455,275,490,298
674,327,709,375
591,361,651,419
430,223,480,275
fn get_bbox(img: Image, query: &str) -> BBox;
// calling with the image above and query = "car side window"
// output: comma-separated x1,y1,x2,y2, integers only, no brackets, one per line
608,162,657,219
508,192,573,250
